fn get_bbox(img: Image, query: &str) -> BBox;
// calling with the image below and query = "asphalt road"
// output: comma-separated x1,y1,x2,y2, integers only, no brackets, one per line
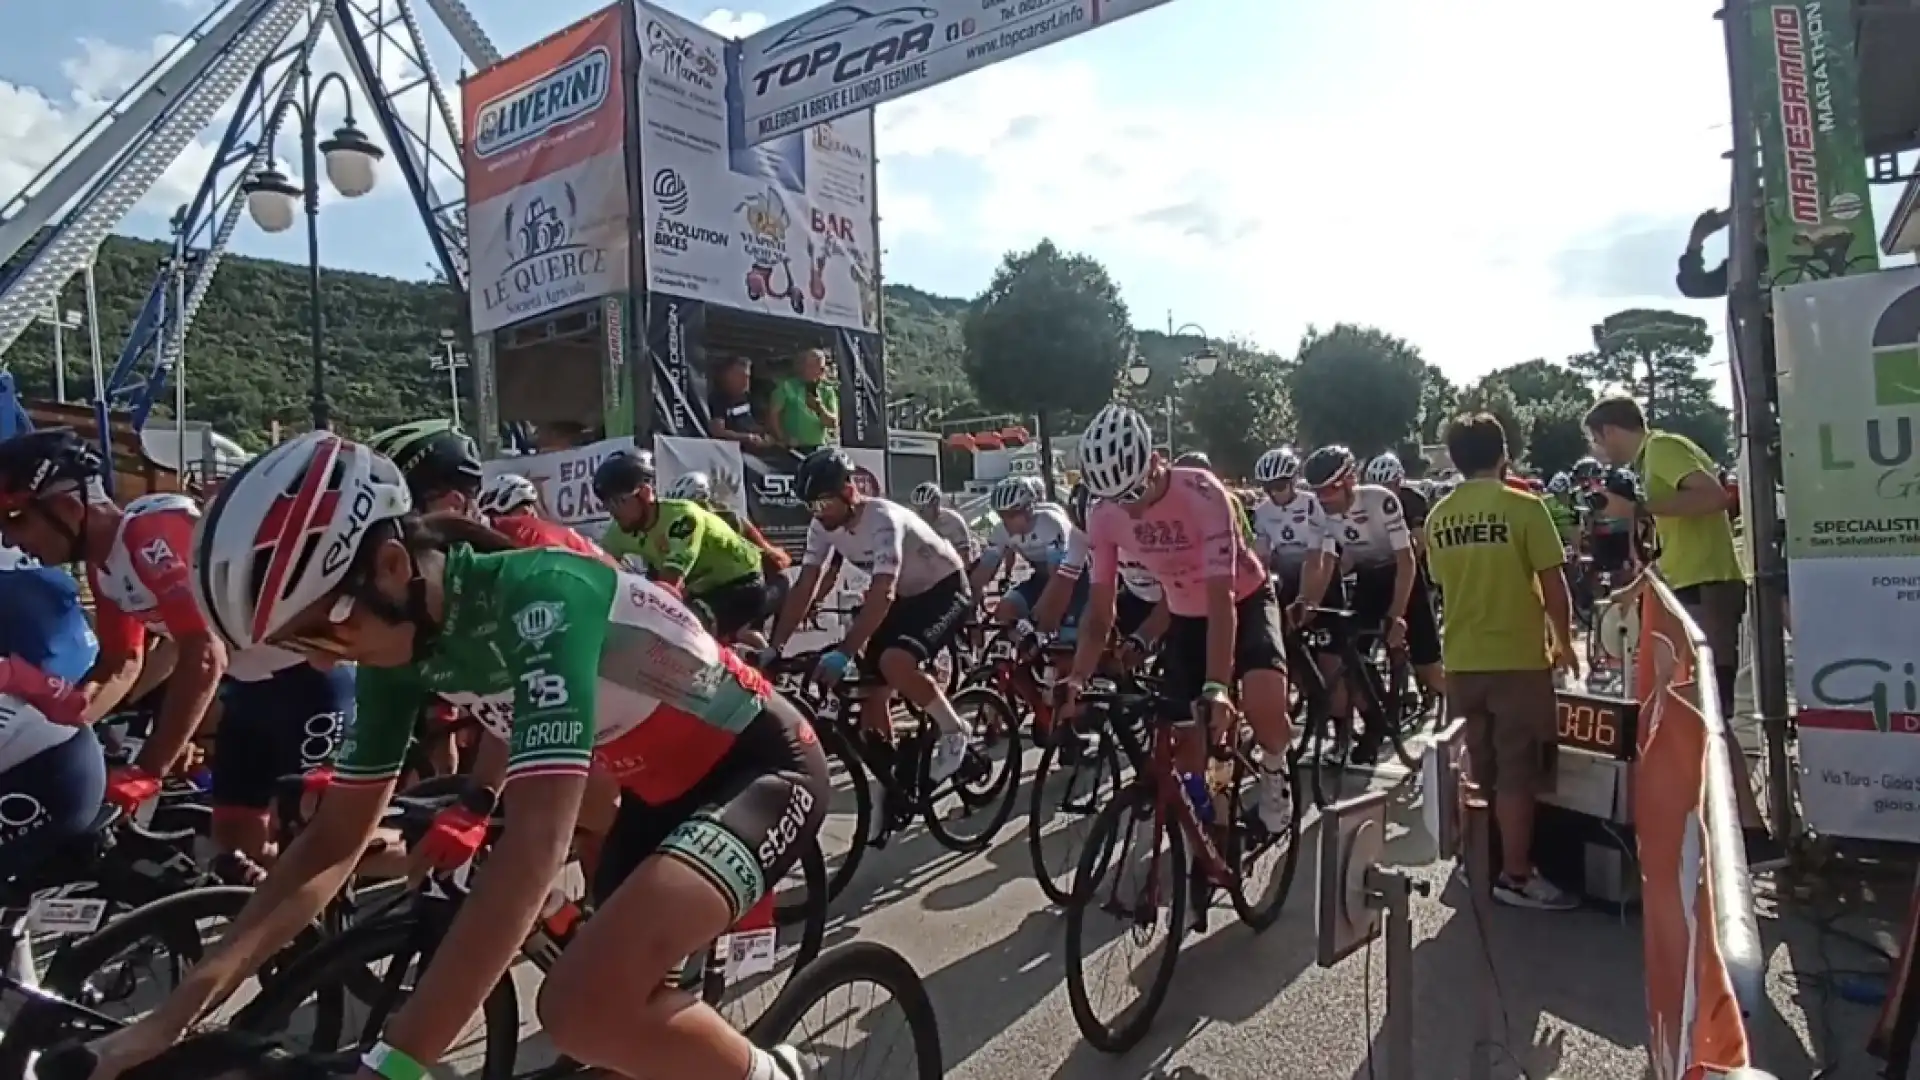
459,747,1880,1080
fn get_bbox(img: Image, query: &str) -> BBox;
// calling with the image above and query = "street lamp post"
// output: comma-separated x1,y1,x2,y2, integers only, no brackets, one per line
433,329,469,429
32,304,83,403
241,68,384,431
1127,321,1222,453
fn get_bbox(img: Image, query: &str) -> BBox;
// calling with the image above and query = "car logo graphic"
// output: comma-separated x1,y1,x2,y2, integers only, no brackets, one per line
759,4,940,57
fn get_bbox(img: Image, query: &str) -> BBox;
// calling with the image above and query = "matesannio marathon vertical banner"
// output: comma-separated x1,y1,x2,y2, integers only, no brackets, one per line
1750,0,1877,285
463,6,630,335
1774,266,1920,842
633,1,880,334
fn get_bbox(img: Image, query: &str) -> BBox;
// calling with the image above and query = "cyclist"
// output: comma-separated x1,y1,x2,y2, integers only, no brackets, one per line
476,472,614,565
665,470,794,589
87,432,825,1080
910,481,976,563
765,448,975,782
1544,472,1580,545
1175,449,1258,542
970,477,1083,632
1250,447,1345,688
1302,444,1444,767
1062,405,1294,834
366,419,486,515
593,453,775,643
0,429,217,813
1062,481,1166,657
0,541,98,686
1365,453,1429,551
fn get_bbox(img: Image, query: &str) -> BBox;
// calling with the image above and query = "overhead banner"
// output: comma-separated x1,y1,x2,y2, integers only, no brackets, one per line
634,2,880,333
1749,0,1877,285
463,7,630,335
732,0,1175,145
646,291,710,437
480,435,636,537
1775,266,1920,840
834,327,885,449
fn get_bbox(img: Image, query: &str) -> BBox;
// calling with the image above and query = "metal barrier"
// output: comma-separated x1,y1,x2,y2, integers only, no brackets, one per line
1635,573,1772,1079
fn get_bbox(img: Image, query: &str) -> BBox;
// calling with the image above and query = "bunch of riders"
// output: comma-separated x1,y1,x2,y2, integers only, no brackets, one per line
0,394,1699,1076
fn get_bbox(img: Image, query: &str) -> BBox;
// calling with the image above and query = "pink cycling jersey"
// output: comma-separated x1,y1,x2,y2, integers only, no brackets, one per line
1086,467,1265,618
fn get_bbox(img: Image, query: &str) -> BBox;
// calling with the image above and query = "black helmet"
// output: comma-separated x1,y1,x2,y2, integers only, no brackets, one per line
1601,465,1644,502
1300,445,1356,488
365,420,482,500
795,447,854,502
0,428,103,512
591,450,656,500
1172,450,1212,472
1065,480,1092,530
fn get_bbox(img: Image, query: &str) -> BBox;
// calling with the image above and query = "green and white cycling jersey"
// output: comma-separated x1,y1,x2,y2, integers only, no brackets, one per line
337,545,770,804
602,499,763,593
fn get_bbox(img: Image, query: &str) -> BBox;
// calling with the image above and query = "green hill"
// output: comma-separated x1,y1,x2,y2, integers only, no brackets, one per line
1,236,1223,450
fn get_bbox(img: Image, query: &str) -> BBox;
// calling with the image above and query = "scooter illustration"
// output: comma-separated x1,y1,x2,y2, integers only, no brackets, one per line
744,257,806,314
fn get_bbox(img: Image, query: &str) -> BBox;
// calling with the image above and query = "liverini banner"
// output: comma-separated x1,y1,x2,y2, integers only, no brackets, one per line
463,7,631,334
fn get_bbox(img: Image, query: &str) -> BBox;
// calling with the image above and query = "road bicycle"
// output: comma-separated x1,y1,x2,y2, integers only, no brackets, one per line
1286,605,1428,807
1062,680,1301,1053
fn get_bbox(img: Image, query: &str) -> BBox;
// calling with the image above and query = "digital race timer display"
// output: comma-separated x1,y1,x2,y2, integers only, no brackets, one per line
1555,690,1640,760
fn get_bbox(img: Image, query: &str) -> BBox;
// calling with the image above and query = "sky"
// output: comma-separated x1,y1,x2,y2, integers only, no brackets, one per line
1,0,1914,407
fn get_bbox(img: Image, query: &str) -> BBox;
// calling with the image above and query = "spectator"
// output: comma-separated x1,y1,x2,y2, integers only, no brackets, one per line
706,356,773,453
1584,396,1775,851
1677,206,1771,299
767,348,838,449
1426,413,1579,910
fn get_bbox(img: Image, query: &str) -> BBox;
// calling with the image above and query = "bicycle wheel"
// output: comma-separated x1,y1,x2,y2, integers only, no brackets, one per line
1026,716,1124,905
1224,744,1302,932
1384,654,1425,771
746,942,942,1080
1063,782,1188,1054
919,687,1022,853
0,887,268,1080
232,912,520,1080
792,719,871,915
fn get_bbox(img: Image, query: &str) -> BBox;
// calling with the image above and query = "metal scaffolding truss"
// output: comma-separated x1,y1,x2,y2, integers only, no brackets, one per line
0,0,500,443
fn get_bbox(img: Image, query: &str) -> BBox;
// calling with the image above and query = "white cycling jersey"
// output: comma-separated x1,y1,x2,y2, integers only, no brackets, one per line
925,506,976,562
1062,529,1161,602
1252,491,1337,578
0,695,78,775
979,503,1079,575
1325,484,1412,573
803,498,965,597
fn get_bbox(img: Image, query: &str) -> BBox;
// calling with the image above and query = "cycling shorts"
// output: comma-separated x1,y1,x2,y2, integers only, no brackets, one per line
692,573,772,641
862,571,968,668
1115,589,1156,640
1347,565,1442,668
1274,571,1348,657
592,693,828,921
1158,582,1287,717
213,664,354,810
0,728,106,882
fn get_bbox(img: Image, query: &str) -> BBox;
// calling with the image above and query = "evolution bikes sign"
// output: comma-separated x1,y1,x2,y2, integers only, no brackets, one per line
733,0,1179,145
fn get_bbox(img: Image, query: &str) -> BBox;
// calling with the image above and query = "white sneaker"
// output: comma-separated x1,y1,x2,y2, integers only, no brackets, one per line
929,730,971,783
1256,763,1294,834
1492,872,1579,911
769,1043,817,1079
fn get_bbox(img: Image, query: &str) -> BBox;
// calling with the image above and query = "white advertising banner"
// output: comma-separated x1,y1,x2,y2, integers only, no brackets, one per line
1788,556,1920,841
482,436,636,537
634,2,880,333
462,8,631,335
653,435,750,518
733,0,1176,145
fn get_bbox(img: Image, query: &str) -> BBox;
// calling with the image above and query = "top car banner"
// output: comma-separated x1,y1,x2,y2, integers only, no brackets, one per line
462,7,630,334
731,0,1176,145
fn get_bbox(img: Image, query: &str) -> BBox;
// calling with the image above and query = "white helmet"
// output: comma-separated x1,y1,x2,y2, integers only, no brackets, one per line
1079,404,1155,499
663,471,713,503
910,482,941,507
990,476,1037,513
1253,447,1299,484
193,432,412,651
477,472,539,517
1547,471,1572,495
1364,453,1405,485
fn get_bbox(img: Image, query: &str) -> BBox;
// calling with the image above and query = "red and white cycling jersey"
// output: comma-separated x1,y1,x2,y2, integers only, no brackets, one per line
86,494,207,655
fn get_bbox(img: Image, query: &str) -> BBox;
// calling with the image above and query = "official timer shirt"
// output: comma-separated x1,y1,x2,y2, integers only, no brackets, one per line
1425,479,1563,673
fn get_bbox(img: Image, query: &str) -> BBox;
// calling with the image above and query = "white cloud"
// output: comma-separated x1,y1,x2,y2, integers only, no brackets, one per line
700,8,770,38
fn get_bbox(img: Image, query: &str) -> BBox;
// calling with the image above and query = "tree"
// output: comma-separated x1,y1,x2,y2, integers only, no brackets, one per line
1287,324,1425,455
1569,309,1714,415
962,239,1136,498
1487,358,1593,407
1177,344,1293,478
1418,363,1458,443
1457,374,1528,465
1522,395,1592,477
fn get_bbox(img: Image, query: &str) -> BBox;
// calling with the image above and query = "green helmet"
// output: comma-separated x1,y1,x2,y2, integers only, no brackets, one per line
365,419,482,500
